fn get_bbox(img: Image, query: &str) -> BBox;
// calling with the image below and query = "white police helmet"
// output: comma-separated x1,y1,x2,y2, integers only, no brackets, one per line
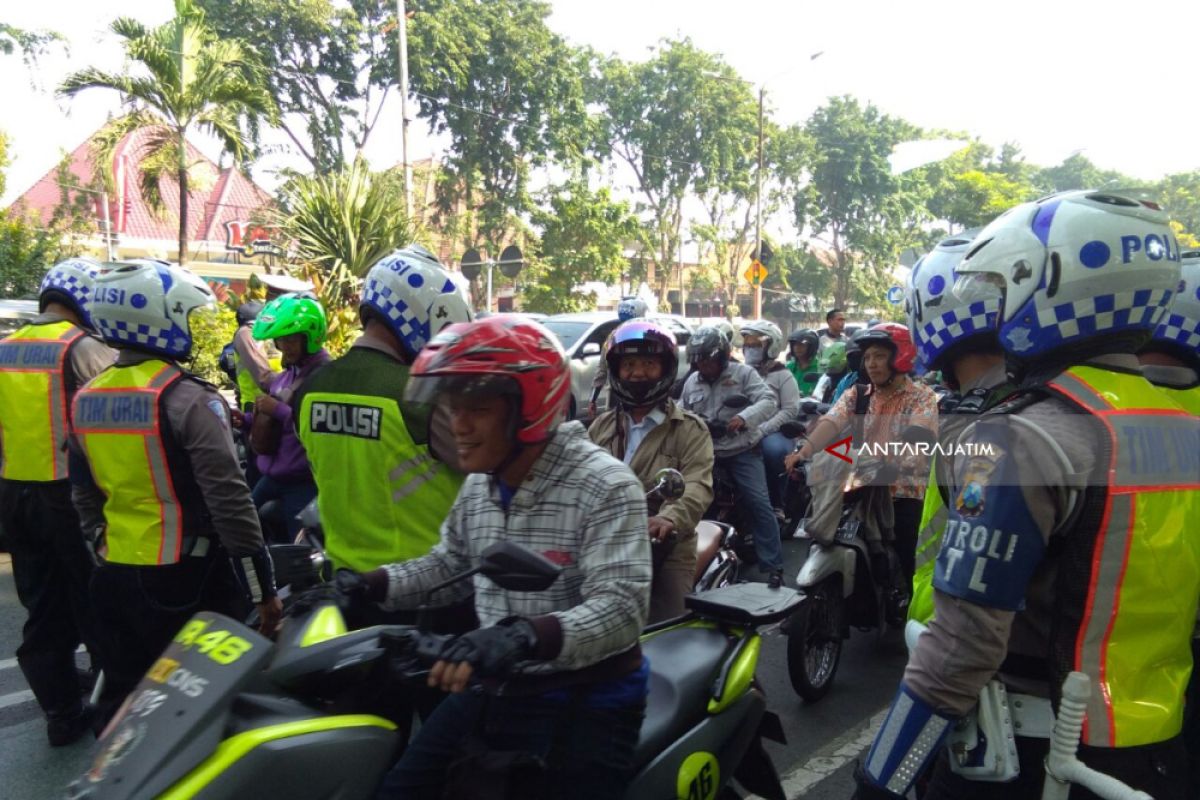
954,190,1179,359
906,233,1001,371
617,297,648,322
1148,249,1200,366
39,257,104,328
360,244,471,359
90,262,215,359
738,319,784,360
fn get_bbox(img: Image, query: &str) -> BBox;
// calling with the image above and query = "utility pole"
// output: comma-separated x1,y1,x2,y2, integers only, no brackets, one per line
754,86,764,320
397,0,413,220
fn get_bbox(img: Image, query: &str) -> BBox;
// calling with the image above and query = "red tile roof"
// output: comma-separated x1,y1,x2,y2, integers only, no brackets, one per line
7,125,274,244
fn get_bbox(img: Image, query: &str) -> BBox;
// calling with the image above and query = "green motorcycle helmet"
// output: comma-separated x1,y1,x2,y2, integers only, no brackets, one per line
818,341,847,374
252,294,328,355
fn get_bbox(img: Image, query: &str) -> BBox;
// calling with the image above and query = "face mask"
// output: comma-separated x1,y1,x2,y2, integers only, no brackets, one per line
743,345,764,366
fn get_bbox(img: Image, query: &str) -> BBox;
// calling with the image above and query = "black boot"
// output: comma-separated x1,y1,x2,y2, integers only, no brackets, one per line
47,703,95,747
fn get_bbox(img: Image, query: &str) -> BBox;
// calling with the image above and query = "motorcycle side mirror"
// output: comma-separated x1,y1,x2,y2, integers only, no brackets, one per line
722,394,750,410
650,468,686,501
478,541,562,592
779,421,807,439
901,425,937,446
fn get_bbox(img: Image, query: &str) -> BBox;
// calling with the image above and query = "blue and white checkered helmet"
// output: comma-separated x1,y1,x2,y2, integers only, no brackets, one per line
1149,249,1200,365
617,297,648,322
360,244,471,359
953,190,1179,360
39,257,103,328
906,232,1000,371
90,261,215,359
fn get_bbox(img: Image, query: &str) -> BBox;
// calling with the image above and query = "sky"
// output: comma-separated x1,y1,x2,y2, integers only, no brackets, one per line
4,0,1199,215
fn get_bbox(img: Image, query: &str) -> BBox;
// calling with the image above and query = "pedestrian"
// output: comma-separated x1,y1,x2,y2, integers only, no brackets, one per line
0,258,115,745
71,261,281,726
854,190,1200,800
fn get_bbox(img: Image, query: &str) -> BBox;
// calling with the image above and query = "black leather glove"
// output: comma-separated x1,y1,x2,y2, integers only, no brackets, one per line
438,619,539,678
851,761,902,799
335,568,369,600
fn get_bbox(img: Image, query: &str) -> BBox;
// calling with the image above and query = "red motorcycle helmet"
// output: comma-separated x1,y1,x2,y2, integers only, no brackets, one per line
407,317,570,444
856,322,917,374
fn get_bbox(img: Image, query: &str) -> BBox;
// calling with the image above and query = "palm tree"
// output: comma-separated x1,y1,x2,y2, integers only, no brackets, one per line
59,0,275,263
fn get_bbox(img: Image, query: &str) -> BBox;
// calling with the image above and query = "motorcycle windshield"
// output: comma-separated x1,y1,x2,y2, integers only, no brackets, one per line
72,611,274,800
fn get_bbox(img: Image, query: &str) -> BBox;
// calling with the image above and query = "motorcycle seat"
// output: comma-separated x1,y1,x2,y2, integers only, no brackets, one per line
693,521,727,583
633,625,731,769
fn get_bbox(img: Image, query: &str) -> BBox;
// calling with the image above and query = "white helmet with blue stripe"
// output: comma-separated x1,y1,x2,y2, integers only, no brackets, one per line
617,297,648,322
39,257,103,328
906,232,1001,371
90,261,215,359
953,190,1179,360
1148,249,1200,367
360,244,471,359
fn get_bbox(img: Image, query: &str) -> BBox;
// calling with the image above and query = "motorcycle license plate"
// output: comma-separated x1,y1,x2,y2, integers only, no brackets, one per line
836,520,860,543
77,611,273,799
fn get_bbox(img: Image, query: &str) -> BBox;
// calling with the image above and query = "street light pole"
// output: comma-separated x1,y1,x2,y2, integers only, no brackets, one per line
754,86,764,320
397,0,413,220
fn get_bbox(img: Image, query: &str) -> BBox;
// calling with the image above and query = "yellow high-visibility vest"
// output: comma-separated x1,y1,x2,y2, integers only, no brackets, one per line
0,320,85,481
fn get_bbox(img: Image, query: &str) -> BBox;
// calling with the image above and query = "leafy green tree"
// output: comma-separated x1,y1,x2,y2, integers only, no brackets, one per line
1035,152,1135,194
197,0,395,173
792,95,927,310
406,0,591,254
1,21,64,69
275,158,414,308
1156,171,1200,247
521,181,639,314
598,39,763,306
59,0,276,263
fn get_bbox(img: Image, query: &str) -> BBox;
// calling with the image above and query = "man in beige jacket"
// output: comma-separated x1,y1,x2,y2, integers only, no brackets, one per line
589,320,714,621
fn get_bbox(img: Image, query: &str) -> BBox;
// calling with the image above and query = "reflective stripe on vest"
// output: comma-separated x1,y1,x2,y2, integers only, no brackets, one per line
1047,365,1200,747
909,456,949,625
73,360,187,565
298,389,463,573
0,321,85,481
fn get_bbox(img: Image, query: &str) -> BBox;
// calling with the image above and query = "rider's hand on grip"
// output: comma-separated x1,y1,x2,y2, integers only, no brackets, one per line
334,568,370,600
432,619,539,691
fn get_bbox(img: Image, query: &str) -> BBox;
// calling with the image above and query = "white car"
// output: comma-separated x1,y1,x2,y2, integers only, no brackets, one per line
540,312,695,421
0,299,40,337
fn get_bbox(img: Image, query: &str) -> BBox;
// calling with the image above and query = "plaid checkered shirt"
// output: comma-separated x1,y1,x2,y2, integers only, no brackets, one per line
382,421,651,674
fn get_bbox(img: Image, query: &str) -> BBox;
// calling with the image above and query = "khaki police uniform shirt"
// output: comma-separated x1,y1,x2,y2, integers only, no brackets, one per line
71,350,265,557
904,356,1129,716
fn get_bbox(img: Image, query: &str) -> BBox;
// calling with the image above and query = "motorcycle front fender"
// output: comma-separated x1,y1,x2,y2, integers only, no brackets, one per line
796,542,856,597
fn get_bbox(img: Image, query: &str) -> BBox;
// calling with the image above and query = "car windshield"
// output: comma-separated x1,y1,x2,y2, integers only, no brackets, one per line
540,320,592,350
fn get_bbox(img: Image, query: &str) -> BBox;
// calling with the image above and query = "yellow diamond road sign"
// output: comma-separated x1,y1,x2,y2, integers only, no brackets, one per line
744,260,767,285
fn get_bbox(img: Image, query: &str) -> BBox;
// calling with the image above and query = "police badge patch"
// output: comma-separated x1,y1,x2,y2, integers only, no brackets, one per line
207,399,229,427
955,450,1002,517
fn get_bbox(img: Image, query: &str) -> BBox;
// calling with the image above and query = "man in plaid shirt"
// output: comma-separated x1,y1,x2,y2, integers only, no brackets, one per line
352,317,651,800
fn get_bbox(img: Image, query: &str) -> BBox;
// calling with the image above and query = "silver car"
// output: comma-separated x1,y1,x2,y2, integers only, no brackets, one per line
540,312,695,421
0,299,39,337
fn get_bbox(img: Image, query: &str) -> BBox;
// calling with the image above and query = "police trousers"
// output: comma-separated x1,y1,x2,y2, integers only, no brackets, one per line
922,733,1188,800
90,551,249,725
0,479,99,717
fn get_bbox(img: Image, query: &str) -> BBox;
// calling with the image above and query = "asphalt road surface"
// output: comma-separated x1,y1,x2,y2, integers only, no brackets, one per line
0,536,906,799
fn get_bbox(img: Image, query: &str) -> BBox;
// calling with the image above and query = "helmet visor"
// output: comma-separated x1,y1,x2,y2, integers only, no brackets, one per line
952,272,1006,306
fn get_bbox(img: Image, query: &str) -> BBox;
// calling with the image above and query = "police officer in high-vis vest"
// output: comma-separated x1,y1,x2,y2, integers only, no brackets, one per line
904,234,1016,626
1138,248,1200,795
856,190,1200,800
70,261,281,724
0,258,114,746
293,244,470,587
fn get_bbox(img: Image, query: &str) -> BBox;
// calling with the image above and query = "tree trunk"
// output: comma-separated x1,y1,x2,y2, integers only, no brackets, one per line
177,129,189,265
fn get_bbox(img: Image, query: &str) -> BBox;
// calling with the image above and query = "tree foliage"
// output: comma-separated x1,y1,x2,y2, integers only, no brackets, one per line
792,96,927,309
598,39,763,307
406,0,591,250
522,181,639,314
60,0,276,263
0,21,64,69
197,0,394,173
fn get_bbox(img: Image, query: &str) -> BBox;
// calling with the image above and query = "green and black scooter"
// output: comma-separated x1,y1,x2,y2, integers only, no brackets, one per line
68,540,800,800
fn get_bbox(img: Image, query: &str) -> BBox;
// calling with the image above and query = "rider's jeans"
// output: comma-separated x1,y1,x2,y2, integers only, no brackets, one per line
720,448,784,572
375,689,645,800
759,431,793,509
